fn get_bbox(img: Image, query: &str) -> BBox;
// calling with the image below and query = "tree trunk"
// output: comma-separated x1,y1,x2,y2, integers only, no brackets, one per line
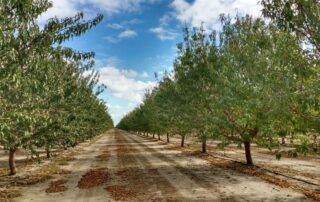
166,133,170,143
244,141,253,166
153,133,155,138
9,149,16,175
158,134,160,140
281,137,286,145
181,135,185,147
46,145,51,158
202,136,207,153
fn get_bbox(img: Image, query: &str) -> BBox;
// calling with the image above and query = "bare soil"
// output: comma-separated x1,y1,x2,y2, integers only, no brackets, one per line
0,129,316,201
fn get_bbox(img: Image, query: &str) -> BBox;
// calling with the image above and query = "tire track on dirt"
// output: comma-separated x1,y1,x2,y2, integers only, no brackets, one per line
113,130,187,201
120,132,222,201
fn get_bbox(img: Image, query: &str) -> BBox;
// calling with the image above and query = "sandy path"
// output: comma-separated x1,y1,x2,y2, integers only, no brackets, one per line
14,129,313,202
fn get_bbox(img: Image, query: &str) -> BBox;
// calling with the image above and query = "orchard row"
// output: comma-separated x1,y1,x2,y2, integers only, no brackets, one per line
117,0,320,165
0,0,113,175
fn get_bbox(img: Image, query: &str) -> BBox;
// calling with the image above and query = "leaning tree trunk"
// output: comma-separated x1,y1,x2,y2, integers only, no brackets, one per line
9,149,16,175
181,135,185,147
166,133,170,143
244,140,253,166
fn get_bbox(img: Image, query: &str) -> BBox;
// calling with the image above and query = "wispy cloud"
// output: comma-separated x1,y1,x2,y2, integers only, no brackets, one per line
150,12,179,41
107,19,142,30
150,27,178,41
38,0,158,23
104,29,138,43
107,23,124,29
118,30,138,39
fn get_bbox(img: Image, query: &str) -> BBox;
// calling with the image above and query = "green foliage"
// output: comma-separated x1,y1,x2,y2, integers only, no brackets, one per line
119,2,320,165
0,0,113,174
261,0,320,54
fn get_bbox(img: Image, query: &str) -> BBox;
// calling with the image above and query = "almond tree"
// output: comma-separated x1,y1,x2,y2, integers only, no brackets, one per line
0,0,112,175
262,0,320,152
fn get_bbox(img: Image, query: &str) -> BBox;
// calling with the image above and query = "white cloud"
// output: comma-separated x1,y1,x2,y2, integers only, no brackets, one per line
171,0,262,29
118,30,138,39
38,0,79,23
104,30,138,43
150,12,179,41
39,0,159,23
122,69,138,78
150,27,178,41
98,67,156,103
107,18,142,30
107,23,124,29
141,72,149,78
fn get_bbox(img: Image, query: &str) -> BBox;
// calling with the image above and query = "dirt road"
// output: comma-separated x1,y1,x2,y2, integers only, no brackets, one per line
14,129,313,202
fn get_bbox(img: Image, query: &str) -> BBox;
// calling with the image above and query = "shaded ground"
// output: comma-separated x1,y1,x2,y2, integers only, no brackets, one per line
1,129,314,201
165,135,320,193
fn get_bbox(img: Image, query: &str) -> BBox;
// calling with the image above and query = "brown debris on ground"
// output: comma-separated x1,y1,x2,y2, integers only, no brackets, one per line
45,179,68,193
95,150,110,161
105,185,139,201
77,168,109,189
116,168,146,184
304,191,320,201
162,141,292,190
195,152,291,188
0,188,22,202
150,138,318,200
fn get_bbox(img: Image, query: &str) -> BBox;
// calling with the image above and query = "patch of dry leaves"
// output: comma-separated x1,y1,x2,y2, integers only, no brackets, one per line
105,185,139,201
46,179,68,193
78,168,109,189
304,191,320,201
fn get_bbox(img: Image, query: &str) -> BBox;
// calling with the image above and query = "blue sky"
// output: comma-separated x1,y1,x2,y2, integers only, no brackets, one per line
41,0,261,124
